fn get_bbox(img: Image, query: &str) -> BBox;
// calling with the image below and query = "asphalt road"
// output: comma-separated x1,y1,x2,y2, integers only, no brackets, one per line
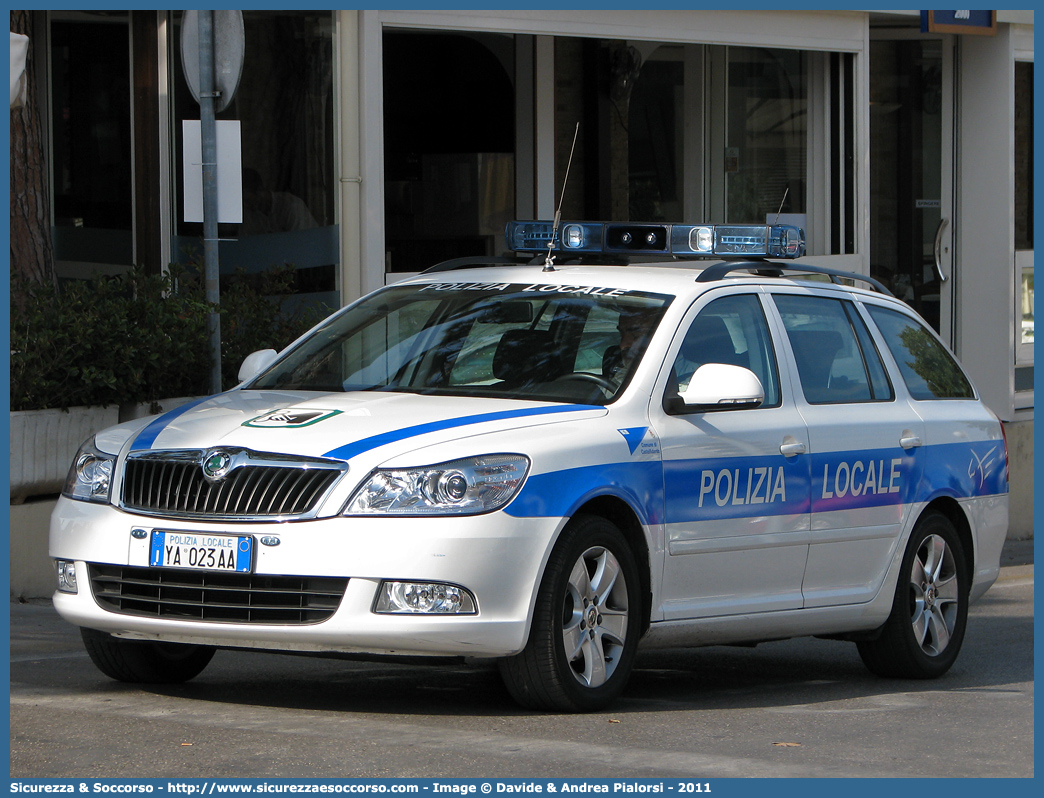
9,555,1033,780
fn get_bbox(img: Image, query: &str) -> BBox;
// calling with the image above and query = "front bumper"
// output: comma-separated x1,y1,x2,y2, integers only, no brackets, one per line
49,497,562,658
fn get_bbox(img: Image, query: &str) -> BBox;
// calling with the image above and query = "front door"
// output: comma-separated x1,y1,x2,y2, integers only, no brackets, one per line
652,290,811,620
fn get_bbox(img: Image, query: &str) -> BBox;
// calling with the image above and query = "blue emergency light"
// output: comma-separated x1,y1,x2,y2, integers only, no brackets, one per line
506,220,805,259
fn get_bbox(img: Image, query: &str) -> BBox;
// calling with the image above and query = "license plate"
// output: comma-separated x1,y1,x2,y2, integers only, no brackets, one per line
149,531,253,573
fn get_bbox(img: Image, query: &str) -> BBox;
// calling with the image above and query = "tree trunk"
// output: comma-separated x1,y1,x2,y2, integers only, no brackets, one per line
10,10,57,291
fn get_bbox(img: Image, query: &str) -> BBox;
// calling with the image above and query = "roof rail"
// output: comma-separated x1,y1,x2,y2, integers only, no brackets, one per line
696,260,893,296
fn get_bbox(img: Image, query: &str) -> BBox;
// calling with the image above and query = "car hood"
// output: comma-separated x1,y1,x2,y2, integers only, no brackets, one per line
108,390,608,466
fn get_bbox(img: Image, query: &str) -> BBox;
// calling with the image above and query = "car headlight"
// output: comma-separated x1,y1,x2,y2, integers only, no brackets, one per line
62,437,116,504
345,454,530,516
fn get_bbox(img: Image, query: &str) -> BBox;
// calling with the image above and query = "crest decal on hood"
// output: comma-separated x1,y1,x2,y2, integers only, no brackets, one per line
243,408,342,429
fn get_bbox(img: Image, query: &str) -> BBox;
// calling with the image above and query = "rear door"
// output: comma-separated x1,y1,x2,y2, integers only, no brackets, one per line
768,288,925,607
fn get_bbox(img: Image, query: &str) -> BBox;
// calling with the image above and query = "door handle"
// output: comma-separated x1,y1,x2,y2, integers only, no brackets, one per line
900,433,923,450
933,217,949,283
780,440,807,457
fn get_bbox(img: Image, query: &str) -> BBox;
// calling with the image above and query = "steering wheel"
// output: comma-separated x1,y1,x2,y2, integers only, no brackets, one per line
554,372,617,393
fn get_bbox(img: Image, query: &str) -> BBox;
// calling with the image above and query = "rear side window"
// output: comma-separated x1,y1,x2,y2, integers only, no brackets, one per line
773,294,894,404
866,305,975,400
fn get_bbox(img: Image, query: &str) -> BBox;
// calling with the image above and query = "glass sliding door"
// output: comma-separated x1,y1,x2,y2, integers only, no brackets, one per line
171,11,337,310
870,38,954,337
49,12,133,277
549,41,821,237
382,29,516,275
725,47,807,226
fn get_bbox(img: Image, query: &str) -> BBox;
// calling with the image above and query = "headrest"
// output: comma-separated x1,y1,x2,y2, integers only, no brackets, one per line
492,329,561,384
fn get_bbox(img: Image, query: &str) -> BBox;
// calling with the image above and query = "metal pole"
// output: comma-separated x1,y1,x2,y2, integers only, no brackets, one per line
198,10,222,394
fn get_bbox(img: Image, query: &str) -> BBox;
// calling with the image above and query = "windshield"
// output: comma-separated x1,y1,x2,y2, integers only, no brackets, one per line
250,281,672,405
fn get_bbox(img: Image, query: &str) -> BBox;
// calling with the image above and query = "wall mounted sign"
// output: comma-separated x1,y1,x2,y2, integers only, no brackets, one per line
183,120,243,223
920,10,997,36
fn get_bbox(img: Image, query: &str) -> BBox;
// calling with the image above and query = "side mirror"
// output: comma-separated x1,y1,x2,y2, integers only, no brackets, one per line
677,363,765,411
238,349,278,383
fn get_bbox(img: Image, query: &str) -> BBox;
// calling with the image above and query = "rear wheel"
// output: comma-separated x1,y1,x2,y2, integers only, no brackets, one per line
499,515,641,712
80,627,215,684
857,511,968,679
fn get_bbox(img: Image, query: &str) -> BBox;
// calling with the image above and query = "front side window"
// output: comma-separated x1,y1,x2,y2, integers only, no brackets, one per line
667,294,781,408
865,305,974,400
251,283,672,406
774,294,893,404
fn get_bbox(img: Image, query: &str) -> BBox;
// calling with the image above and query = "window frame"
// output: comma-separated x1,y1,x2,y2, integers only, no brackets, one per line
1013,57,1033,383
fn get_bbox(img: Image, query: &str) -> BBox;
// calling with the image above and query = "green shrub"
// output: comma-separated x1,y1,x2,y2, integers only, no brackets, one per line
10,264,328,411
218,265,328,389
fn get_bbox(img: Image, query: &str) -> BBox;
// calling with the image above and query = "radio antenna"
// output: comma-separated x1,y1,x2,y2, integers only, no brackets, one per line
544,122,580,272
773,187,790,226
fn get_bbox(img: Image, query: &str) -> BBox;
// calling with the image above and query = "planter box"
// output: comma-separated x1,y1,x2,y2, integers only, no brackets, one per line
10,405,120,503
8,397,205,598
9,398,206,503
10,497,60,599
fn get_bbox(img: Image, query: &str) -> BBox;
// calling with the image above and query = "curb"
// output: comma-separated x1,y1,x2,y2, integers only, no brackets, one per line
995,563,1034,582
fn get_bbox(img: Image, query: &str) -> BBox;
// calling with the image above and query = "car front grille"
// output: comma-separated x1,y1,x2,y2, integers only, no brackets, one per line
121,449,346,520
88,564,348,625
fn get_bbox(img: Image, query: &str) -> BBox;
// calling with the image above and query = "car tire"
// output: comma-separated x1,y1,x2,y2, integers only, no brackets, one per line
499,514,641,712
80,627,215,684
857,511,968,679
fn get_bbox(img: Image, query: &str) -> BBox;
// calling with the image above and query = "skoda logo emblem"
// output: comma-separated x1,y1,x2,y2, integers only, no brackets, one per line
202,450,233,483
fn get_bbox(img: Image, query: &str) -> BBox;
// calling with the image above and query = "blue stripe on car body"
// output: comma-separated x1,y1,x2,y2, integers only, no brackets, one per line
663,452,812,523
128,396,1004,527
506,440,1006,523
129,400,601,459
506,460,665,526
322,404,604,462
130,396,216,451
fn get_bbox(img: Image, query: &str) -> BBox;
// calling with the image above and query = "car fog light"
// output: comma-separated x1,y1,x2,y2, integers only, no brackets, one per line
374,581,477,615
56,560,78,594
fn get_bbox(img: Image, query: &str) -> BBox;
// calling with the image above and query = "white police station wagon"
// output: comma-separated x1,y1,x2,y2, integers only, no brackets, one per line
51,220,1009,712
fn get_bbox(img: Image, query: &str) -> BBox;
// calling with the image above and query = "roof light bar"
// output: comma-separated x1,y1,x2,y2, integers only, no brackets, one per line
506,220,805,259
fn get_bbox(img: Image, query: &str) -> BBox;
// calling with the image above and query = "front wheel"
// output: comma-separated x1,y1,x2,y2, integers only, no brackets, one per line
857,511,968,679
81,627,215,684
499,515,642,712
